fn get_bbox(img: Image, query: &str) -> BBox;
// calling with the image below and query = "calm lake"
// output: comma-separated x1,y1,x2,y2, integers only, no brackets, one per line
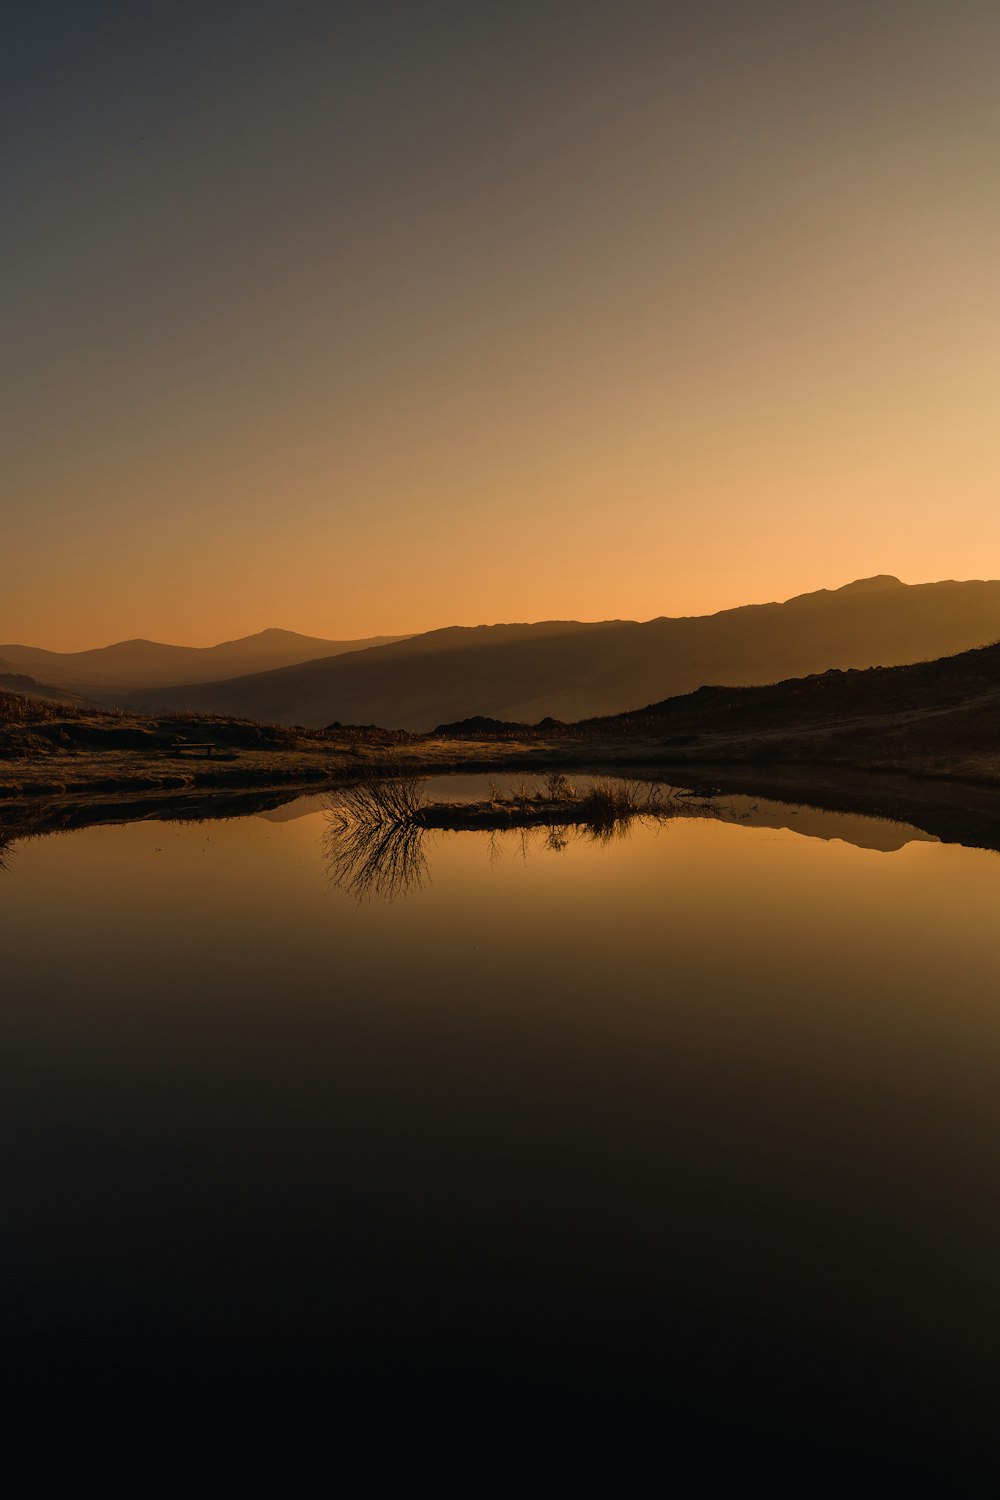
3,775,1000,1441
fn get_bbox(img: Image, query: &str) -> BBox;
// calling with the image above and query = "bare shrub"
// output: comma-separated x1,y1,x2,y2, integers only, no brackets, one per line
322,771,429,901
333,770,427,828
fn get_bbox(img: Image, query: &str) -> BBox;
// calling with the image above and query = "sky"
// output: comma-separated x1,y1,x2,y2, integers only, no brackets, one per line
5,0,1000,649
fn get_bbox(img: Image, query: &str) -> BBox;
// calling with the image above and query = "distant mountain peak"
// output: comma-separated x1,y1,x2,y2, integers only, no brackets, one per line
245,627,310,640
836,575,904,593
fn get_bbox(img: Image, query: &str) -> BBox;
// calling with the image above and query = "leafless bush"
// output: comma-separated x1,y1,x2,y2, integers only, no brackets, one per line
322,772,429,900
333,770,427,827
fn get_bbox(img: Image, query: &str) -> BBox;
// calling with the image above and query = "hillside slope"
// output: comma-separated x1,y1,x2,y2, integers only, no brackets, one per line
117,576,1000,729
583,635,1000,775
0,662,93,708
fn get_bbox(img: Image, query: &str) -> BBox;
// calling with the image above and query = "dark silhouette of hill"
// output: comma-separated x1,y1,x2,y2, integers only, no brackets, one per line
0,628,407,694
573,635,1000,774
116,576,1000,729
431,636,1000,776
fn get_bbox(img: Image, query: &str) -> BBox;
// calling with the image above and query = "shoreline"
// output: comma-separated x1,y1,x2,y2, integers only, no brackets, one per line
3,744,1000,852
5,728,1000,802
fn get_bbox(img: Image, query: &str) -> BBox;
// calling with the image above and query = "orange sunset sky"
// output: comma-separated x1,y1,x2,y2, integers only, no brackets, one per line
5,1,1000,650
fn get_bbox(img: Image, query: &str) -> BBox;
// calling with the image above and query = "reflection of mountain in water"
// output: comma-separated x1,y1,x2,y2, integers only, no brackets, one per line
255,794,330,824
715,797,938,853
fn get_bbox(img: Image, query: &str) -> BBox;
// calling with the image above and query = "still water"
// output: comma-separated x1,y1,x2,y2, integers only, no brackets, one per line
3,779,1000,1437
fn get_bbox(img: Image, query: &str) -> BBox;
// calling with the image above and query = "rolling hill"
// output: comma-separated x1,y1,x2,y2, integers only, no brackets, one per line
113,576,1000,730
0,628,407,694
581,634,1000,772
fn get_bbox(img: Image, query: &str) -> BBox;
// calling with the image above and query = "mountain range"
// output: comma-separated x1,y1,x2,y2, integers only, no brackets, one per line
101,575,1000,729
0,628,405,694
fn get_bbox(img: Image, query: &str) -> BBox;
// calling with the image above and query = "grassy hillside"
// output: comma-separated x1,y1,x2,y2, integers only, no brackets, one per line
0,690,412,758
0,689,419,800
114,577,1000,729
577,637,1000,776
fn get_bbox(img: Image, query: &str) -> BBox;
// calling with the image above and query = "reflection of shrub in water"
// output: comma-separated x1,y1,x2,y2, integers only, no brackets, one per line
489,780,681,856
443,776,675,844
323,773,429,902
0,830,16,874
577,777,663,841
323,771,717,898
334,772,427,828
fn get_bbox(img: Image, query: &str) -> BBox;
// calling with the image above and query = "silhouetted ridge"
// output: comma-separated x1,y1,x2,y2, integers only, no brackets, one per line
835,575,904,593
595,638,1000,728
115,577,1000,729
433,714,566,737
568,639,1000,770
0,629,408,693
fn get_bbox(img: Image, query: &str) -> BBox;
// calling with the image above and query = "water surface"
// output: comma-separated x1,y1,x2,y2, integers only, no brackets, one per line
3,780,999,1443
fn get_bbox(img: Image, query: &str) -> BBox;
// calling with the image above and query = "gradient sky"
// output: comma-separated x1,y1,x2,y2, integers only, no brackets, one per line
5,0,1000,648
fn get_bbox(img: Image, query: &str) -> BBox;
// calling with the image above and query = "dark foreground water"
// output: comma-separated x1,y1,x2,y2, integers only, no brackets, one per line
2,780,1000,1456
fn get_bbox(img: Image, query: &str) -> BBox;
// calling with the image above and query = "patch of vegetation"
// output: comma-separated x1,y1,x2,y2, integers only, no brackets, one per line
322,772,718,900
0,688,415,760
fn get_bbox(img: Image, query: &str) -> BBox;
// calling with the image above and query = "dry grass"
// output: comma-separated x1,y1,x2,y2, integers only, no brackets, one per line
448,774,676,838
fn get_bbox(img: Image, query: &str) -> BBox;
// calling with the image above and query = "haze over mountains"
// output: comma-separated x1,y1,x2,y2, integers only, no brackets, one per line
0,657,95,707
0,629,405,695
97,576,1000,731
